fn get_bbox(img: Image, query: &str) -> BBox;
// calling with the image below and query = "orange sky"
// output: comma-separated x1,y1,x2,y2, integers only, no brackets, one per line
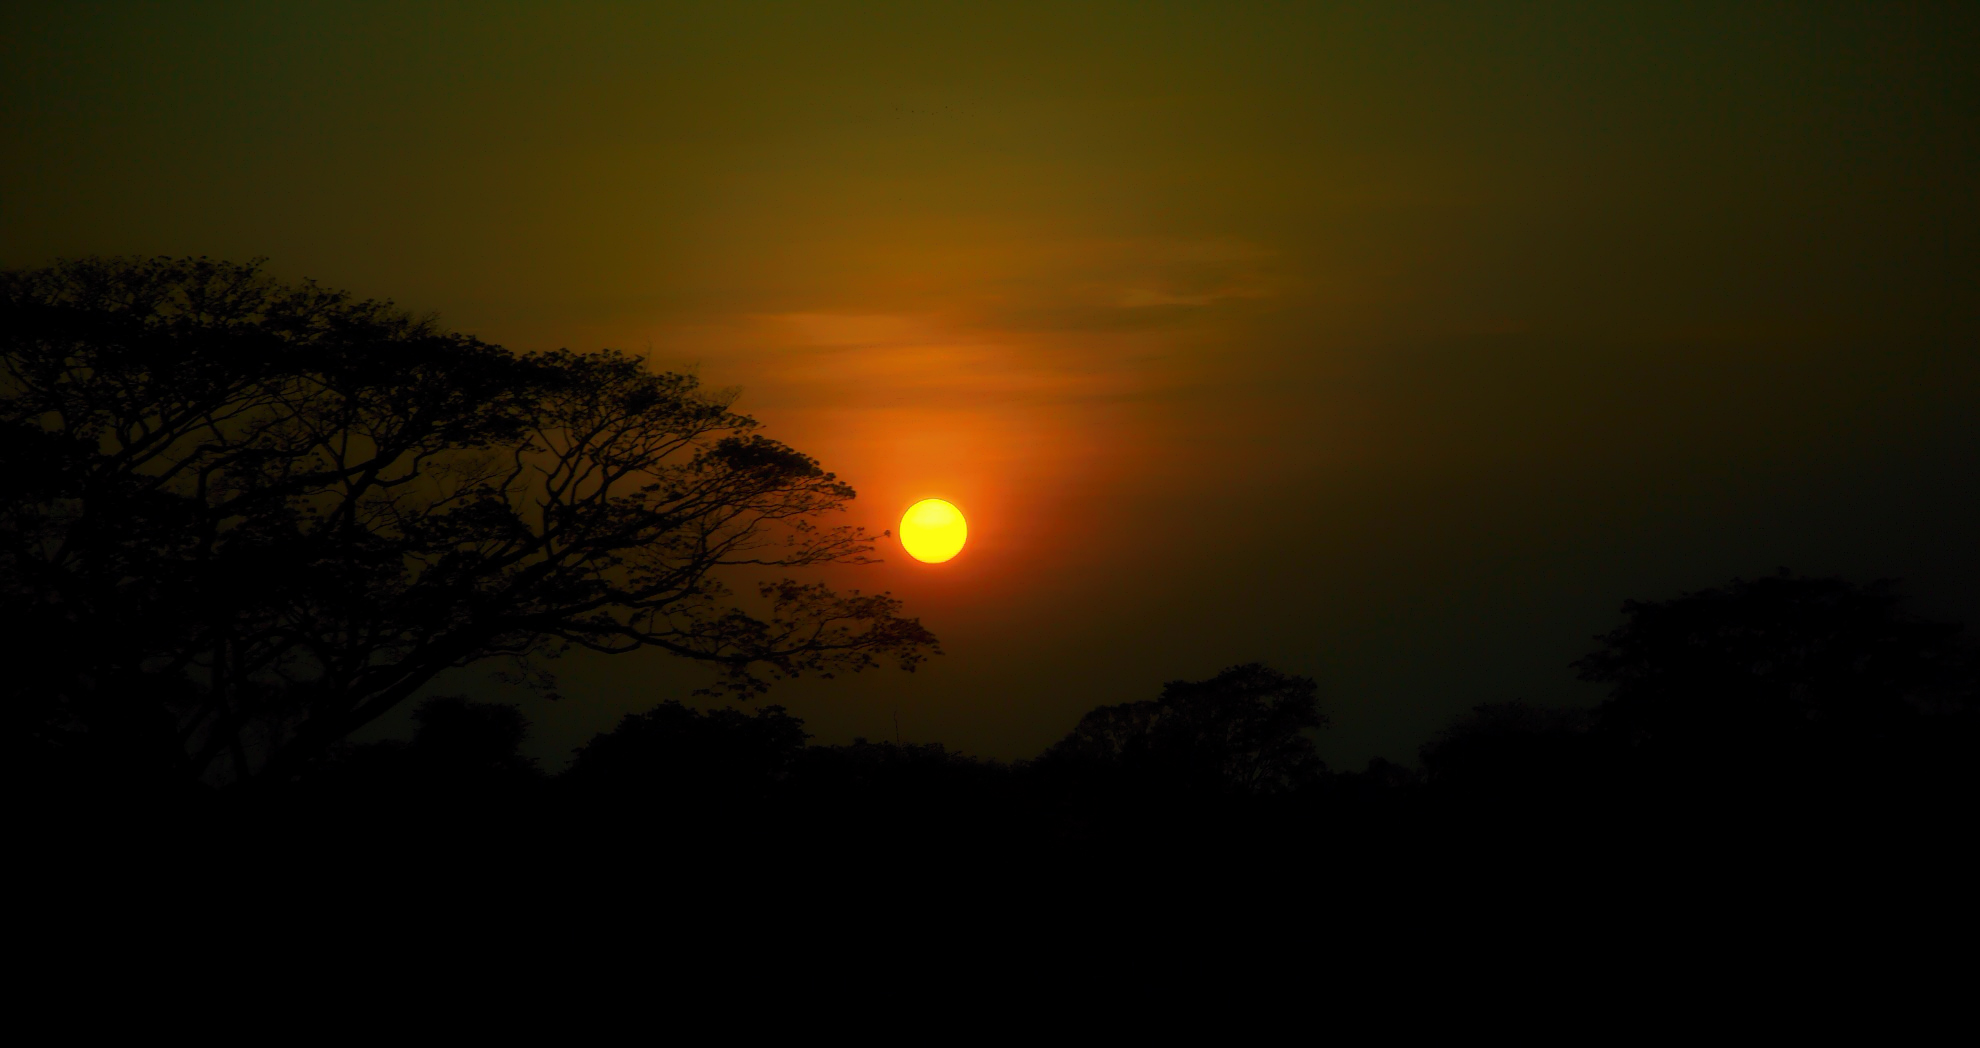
5,2,1976,764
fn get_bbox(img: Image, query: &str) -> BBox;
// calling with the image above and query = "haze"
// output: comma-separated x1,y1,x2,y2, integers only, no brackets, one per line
5,1,1974,769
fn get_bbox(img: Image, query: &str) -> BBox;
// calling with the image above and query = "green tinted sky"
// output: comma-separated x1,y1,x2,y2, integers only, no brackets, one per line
6,1,1976,764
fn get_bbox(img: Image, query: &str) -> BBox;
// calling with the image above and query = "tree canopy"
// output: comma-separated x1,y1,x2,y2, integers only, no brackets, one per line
1040,662,1327,796
1573,572,1971,754
3,256,937,792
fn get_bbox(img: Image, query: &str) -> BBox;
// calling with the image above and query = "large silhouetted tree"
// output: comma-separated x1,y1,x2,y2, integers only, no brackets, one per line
3,256,937,794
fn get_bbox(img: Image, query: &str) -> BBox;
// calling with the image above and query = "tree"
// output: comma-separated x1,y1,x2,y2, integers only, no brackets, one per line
1039,662,1327,796
1572,571,1975,823
562,700,810,805
297,696,544,823
1418,701,1599,827
1420,703,1589,784
3,256,938,793
1574,572,1970,755
784,738,1019,854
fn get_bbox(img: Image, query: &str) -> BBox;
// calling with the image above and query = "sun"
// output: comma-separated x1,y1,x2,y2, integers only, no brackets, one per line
900,498,967,564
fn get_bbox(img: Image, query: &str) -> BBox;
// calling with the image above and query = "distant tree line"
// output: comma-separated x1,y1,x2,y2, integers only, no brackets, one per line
261,572,1973,875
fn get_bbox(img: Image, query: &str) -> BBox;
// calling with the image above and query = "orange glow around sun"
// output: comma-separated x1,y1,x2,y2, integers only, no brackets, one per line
900,498,967,563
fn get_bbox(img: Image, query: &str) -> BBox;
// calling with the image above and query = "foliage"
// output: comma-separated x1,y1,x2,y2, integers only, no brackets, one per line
1416,701,1599,828
407,695,540,777
1039,662,1327,796
563,699,810,803
2,256,937,790
1573,571,1971,757
298,696,542,816
1419,702,1590,785
786,738,1017,841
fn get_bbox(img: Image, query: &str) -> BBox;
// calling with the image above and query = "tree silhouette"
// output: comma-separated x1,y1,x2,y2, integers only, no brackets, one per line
298,696,543,824
563,699,809,804
404,696,541,781
1573,571,1975,826
1029,663,1327,858
785,738,1020,855
1040,662,1327,796
1575,573,1969,752
1417,701,1603,833
3,256,938,794
1420,703,1590,791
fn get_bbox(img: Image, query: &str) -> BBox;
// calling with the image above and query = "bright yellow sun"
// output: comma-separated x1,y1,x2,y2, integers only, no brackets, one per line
900,498,967,563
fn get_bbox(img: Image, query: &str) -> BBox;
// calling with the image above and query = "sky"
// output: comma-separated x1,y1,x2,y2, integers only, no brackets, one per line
5,1,1976,768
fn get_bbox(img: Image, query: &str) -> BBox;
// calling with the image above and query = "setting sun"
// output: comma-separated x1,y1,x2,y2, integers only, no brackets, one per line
900,498,967,564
